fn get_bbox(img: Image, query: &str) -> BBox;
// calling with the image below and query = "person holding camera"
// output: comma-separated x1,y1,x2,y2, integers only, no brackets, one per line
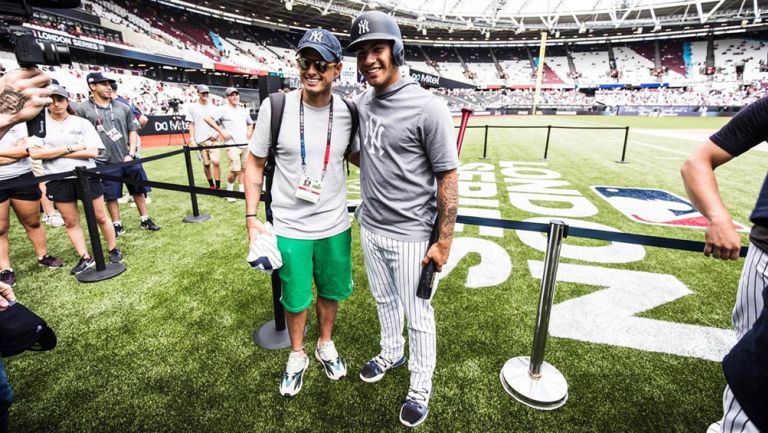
74,72,160,236
204,88,253,202
0,65,54,433
29,85,122,274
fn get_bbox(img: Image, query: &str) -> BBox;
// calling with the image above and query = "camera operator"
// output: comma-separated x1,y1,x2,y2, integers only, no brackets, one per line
0,65,52,433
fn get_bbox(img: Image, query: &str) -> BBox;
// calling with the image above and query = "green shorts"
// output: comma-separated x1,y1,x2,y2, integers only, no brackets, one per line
277,228,353,313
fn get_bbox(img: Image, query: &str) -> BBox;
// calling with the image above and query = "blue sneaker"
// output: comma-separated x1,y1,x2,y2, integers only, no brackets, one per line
280,351,309,397
399,387,430,428
314,341,347,380
359,354,405,383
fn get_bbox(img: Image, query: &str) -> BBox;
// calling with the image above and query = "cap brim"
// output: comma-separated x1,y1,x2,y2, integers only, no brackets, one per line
346,33,396,53
28,325,57,352
298,44,339,62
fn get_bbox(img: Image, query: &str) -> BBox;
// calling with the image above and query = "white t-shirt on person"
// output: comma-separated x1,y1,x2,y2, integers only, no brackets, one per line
0,123,32,181
212,103,253,147
249,90,355,240
32,112,105,177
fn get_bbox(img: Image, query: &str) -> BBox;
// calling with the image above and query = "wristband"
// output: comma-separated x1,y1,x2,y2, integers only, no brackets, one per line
245,214,258,218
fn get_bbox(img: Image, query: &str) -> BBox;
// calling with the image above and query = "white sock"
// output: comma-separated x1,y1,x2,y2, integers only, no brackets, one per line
113,220,122,225
140,215,149,222
238,185,244,193
227,182,235,191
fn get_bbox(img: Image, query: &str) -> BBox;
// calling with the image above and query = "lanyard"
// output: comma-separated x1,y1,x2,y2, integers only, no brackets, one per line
299,94,333,179
91,99,114,128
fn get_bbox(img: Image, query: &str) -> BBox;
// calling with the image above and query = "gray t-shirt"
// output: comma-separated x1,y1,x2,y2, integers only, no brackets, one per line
74,98,138,164
213,103,253,147
185,102,217,143
32,112,105,178
0,123,32,181
354,77,458,241
249,89,355,240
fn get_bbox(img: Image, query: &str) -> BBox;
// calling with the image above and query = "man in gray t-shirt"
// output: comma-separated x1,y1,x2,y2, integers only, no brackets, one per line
205,88,254,202
347,11,459,428
185,85,220,189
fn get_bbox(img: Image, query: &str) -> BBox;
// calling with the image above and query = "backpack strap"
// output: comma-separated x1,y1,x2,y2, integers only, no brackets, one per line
342,98,359,174
264,92,286,224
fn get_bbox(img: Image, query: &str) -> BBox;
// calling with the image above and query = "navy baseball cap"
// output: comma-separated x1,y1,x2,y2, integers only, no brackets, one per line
86,71,115,84
297,28,342,62
0,302,57,358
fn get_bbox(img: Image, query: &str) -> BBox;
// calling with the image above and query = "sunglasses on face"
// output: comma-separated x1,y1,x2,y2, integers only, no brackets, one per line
296,57,336,73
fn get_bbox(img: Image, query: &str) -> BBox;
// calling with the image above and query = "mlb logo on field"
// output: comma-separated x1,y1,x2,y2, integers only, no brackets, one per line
591,186,748,231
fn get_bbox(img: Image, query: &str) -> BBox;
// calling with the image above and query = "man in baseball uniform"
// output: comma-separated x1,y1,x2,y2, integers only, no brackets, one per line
347,10,459,428
205,87,253,202
244,28,355,397
682,96,768,433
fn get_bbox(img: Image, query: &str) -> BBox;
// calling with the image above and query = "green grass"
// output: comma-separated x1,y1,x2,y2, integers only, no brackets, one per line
4,115,762,432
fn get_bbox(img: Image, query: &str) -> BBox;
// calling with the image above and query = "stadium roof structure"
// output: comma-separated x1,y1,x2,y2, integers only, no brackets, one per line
157,0,768,45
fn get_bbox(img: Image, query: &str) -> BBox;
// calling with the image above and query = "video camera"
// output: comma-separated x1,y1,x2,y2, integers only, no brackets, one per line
0,0,80,137
168,98,182,111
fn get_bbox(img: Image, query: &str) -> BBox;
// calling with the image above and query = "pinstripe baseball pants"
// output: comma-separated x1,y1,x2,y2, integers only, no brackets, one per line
360,226,436,395
718,243,765,433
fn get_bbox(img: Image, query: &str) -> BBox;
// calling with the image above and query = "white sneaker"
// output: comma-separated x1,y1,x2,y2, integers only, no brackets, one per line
226,196,237,203
280,351,309,397
314,341,347,380
44,212,64,227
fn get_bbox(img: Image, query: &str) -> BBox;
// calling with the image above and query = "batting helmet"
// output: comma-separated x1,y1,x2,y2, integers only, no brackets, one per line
348,11,405,66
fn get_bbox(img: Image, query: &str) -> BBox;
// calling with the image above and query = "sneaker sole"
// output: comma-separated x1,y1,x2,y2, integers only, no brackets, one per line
314,349,346,381
359,357,406,383
280,356,309,398
39,263,64,269
399,407,429,428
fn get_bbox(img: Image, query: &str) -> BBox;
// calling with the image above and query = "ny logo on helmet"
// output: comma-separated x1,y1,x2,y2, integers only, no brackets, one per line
358,19,370,34
309,31,323,43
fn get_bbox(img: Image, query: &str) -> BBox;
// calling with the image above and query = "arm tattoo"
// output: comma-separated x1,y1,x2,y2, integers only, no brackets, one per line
437,171,458,242
0,87,26,115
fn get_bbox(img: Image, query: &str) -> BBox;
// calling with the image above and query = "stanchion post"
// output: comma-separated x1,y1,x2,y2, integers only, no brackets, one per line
617,126,630,164
253,184,304,349
543,125,552,160
74,166,125,282
500,220,568,410
481,125,489,159
182,145,211,223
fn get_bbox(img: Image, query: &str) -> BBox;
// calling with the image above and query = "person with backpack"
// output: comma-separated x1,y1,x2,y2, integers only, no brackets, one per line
244,28,357,397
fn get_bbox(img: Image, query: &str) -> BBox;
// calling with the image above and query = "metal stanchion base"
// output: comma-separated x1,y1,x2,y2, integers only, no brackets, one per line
615,160,630,164
253,320,308,350
76,262,126,283
183,213,211,223
500,356,568,411
479,157,490,160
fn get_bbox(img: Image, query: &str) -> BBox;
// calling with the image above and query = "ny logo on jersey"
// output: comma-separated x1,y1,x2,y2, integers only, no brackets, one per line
364,115,385,156
358,19,370,34
309,31,323,43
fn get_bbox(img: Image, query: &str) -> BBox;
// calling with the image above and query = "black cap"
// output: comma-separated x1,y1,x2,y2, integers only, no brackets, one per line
86,71,116,85
0,302,57,358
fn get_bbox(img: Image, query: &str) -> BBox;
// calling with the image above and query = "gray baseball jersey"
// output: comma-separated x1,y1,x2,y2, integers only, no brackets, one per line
354,77,458,241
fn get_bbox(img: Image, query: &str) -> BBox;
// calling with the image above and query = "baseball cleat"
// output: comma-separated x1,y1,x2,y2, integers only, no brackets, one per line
280,351,309,397
359,354,405,383
314,341,347,380
399,387,430,428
